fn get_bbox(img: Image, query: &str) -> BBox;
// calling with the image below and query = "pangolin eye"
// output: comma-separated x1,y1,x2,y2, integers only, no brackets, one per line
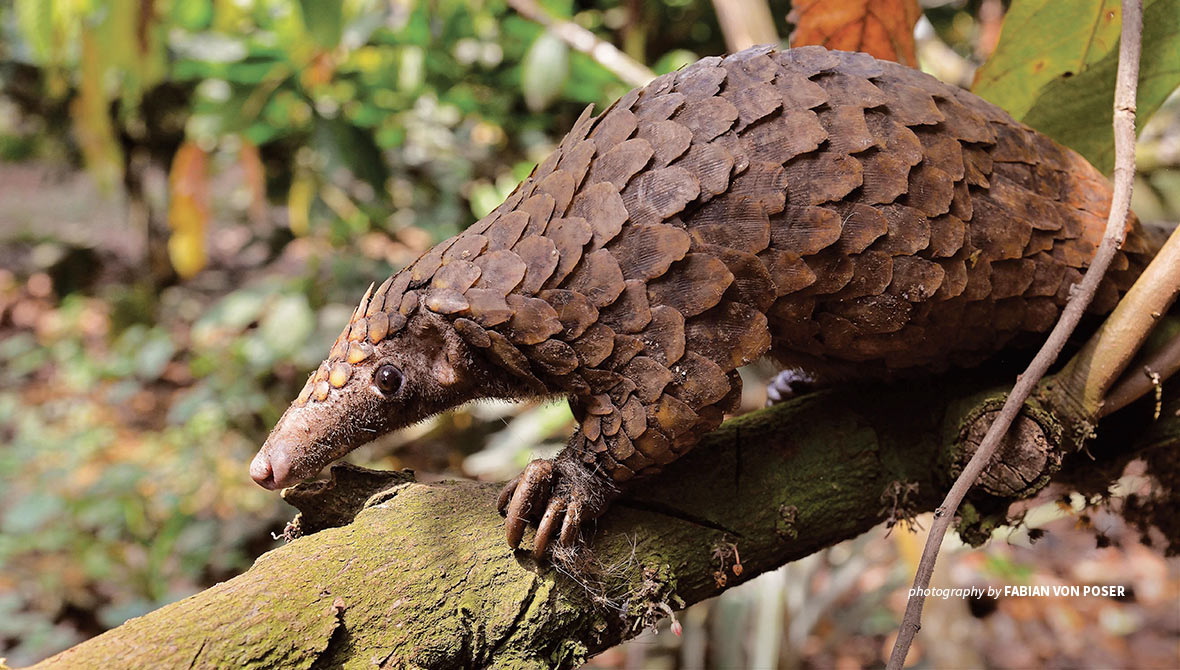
374,364,404,395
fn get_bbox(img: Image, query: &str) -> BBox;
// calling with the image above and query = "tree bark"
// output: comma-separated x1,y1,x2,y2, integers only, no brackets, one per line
30,374,1172,670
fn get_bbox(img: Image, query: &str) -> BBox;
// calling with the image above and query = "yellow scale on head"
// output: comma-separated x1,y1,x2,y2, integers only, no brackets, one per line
294,280,412,405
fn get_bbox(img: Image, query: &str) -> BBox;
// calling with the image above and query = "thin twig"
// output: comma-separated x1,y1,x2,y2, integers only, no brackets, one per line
885,1,1144,667
506,0,655,88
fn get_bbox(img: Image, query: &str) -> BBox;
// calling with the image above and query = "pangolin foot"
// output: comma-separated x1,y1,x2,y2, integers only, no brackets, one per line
497,458,613,558
766,368,821,405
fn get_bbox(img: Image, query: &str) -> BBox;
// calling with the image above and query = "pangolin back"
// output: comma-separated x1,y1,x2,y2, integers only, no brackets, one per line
310,45,1154,484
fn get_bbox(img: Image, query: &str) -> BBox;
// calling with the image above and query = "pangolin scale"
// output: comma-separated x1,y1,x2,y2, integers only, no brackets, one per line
252,45,1155,556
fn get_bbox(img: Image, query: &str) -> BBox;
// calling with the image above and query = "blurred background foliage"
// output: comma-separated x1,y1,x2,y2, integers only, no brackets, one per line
0,0,1178,667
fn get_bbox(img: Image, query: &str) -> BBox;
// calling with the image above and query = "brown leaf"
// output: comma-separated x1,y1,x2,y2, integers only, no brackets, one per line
788,0,923,67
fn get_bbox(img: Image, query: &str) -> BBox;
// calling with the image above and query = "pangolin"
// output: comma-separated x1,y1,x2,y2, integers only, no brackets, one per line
250,45,1155,556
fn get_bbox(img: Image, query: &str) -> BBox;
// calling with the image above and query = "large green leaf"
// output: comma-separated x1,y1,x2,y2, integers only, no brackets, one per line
521,31,569,112
974,0,1180,173
1021,1,1180,173
973,0,1123,119
296,0,343,49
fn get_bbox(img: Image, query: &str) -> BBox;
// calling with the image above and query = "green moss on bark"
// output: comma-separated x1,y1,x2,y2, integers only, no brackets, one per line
35,375,1169,669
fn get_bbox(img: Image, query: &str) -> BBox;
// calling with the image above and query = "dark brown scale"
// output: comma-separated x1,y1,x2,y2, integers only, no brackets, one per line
310,46,1155,557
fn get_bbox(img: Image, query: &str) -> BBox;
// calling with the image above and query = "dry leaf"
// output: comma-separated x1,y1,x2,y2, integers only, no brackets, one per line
788,0,923,67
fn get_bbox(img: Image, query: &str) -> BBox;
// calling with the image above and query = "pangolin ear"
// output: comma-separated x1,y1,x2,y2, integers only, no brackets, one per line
432,351,460,387
425,317,466,388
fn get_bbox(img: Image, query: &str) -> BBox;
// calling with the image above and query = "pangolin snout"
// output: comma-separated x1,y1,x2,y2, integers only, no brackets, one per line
250,445,295,490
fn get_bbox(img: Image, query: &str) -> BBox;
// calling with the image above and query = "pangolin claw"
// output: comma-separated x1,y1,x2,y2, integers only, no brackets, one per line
498,458,598,557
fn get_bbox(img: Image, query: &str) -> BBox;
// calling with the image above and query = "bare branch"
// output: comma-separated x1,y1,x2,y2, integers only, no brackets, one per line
1104,317,1180,415
506,0,656,88
710,0,780,53
886,1,1145,667
1052,226,1180,417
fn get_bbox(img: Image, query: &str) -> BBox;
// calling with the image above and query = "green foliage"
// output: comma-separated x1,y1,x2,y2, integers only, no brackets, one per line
3,0,718,265
522,32,571,112
973,0,1125,120
973,0,1180,173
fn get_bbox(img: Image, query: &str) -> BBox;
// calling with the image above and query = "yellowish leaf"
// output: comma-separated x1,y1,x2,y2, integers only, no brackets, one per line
167,142,210,278
71,32,123,189
239,139,267,224
288,173,315,236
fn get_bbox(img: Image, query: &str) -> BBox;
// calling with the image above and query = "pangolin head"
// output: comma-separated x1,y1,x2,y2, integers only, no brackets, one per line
249,279,477,489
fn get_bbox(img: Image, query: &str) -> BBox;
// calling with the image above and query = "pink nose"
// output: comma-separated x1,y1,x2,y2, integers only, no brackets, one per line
250,448,293,490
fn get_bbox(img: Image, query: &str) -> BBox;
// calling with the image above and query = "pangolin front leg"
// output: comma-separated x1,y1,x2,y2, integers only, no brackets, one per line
499,359,742,556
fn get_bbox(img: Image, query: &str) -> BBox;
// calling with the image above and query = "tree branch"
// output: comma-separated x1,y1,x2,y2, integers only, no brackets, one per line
1104,317,1180,415
507,0,656,88
710,0,781,53
886,1,1144,667
1056,227,1180,419
33,370,1168,669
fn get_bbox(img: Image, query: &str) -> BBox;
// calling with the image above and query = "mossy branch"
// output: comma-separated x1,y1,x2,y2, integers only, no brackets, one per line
31,374,1169,670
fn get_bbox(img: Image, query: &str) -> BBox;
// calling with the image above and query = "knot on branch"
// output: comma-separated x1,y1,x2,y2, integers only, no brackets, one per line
281,462,416,537
954,406,1062,500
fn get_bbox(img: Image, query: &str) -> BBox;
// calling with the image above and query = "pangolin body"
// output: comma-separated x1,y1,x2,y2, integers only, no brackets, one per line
252,45,1154,555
